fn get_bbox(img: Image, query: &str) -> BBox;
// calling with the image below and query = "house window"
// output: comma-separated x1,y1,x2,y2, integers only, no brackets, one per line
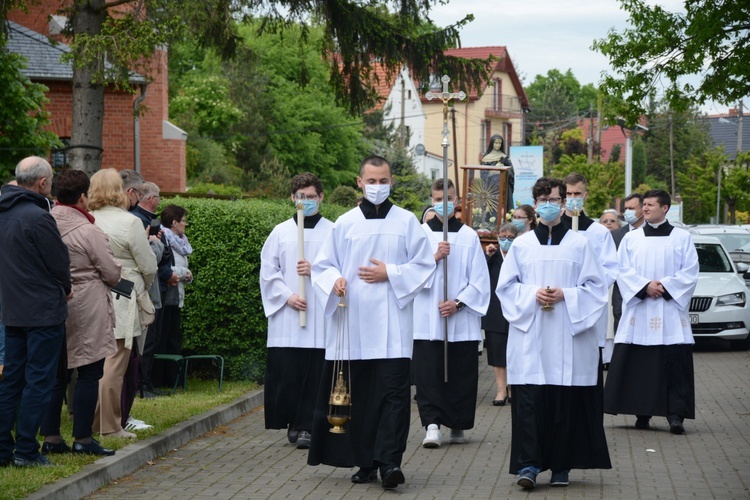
408,90,412,99
480,121,488,153
405,126,411,142
431,169,439,180
50,138,71,169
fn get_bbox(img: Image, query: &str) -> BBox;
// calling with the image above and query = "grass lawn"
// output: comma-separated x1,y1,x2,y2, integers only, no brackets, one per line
0,379,257,500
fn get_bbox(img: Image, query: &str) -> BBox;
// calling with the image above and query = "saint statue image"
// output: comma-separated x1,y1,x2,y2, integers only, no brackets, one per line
480,134,514,214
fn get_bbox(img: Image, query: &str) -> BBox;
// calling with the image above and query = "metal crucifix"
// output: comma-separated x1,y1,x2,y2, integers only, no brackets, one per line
426,75,466,383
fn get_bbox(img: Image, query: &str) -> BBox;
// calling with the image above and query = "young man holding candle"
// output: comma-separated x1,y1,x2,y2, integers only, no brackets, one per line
260,172,333,450
496,177,611,490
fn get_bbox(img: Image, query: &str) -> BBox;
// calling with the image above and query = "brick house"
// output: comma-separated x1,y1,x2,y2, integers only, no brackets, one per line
5,5,186,192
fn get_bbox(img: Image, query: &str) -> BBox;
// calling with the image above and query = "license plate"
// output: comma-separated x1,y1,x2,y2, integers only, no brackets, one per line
690,314,699,324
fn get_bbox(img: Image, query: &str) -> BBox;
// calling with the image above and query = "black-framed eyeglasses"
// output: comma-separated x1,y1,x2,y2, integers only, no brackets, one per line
536,197,562,204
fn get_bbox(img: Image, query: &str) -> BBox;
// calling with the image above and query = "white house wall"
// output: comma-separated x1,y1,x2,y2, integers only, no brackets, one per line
382,67,428,176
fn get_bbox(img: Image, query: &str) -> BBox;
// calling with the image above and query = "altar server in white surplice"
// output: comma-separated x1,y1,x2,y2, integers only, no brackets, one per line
604,189,699,435
260,173,333,450
413,178,490,449
497,177,611,492
308,155,435,491
560,172,619,351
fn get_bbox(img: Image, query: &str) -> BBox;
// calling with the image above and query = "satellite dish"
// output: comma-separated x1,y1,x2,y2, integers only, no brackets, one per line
415,144,425,156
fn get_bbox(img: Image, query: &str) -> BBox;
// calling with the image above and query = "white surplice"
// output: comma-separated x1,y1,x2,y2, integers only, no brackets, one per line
615,226,699,346
413,223,490,342
260,217,333,349
496,228,607,386
584,221,619,346
312,206,435,360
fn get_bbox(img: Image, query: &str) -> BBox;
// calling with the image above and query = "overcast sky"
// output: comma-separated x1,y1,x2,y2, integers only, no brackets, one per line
428,0,730,115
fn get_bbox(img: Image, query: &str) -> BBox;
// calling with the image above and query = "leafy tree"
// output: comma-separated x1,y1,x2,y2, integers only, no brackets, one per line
722,151,750,224
593,0,750,124
525,69,599,137
550,154,625,216
3,0,493,174
328,185,359,207
641,101,712,185
631,136,646,187
676,148,725,224
0,43,61,179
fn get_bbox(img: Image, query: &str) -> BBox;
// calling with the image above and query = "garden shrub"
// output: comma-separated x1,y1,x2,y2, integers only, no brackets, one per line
160,197,348,381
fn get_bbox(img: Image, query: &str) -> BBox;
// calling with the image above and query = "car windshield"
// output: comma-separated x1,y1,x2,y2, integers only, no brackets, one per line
710,233,750,252
695,243,733,273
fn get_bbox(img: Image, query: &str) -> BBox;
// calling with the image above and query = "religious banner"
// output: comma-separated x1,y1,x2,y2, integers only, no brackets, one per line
508,145,543,208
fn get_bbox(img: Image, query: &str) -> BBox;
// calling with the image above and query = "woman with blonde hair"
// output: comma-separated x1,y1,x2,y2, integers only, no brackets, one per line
89,169,157,438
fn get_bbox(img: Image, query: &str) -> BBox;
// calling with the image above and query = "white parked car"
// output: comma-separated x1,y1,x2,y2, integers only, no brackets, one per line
690,235,750,350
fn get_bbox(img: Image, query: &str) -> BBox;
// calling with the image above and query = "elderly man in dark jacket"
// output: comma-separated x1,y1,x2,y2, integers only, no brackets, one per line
0,157,72,467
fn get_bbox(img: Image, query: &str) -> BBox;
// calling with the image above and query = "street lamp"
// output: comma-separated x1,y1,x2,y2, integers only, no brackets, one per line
617,119,649,196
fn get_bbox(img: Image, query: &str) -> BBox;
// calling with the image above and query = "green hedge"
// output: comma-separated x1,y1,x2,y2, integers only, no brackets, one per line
160,197,349,381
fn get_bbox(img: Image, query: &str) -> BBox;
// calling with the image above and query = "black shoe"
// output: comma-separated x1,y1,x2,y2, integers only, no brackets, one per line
287,428,299,444
142,387,167,398
668,416,685,435
296,430,311,449
380,465,405,489
635,416,651,430
351,467,378,484
492,397,508,407
13,454,52,467
41,440,71,454
0,456,11,468
73,439,116,456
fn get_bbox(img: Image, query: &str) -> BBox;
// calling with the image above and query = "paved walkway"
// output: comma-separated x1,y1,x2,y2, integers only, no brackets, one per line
38,344,750,499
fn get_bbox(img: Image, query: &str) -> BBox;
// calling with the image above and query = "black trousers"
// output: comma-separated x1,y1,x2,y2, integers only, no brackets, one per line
153,305,182,388
308,358,410,470
139,305,164,389
264,347,325,431
41,358,105,439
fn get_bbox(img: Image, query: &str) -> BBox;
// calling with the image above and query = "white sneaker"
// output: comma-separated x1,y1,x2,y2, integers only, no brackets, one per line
125,416,154,431
422,424,441,448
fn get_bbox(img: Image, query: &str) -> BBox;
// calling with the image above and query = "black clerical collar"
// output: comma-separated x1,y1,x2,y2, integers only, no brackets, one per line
561,211,594,231
643,219,673,237
533,221,568,245
427,215,463,232
359,198,393,219
292,212,322,229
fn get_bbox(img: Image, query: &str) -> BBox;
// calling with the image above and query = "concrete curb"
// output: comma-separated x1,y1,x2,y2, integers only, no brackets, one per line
26,389,264,500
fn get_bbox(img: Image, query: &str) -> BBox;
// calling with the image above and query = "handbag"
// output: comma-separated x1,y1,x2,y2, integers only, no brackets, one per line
136,290,156,327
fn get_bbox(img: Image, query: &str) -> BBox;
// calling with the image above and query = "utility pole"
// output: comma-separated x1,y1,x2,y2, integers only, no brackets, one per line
587,101,594,163
738,100,744,156
669,111,675,198
400,75,406,149
596,94,603,162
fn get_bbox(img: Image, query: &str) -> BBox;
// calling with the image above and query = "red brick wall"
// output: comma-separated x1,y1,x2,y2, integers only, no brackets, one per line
10,3,187,193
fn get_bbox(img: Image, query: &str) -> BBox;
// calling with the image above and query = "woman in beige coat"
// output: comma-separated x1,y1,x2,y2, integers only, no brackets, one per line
89,169,157,438
41,170,122,456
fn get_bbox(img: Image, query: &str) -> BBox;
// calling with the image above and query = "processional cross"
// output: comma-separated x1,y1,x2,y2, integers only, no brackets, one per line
425,75,466,383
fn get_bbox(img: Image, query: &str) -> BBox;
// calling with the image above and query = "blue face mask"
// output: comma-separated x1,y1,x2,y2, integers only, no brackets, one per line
565,197,584,212
433,201,454,218
300,199,318,217
498,237,513,252
623,209,639,225
511,219,526,231
536,202,561,222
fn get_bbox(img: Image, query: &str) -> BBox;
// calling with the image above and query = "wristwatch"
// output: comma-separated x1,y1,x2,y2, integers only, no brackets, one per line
455,300,465,311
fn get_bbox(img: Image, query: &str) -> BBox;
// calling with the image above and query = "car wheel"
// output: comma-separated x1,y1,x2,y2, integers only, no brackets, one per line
729,336,750,351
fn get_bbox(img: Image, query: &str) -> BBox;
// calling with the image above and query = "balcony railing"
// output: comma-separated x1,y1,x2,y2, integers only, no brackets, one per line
485,95,522,118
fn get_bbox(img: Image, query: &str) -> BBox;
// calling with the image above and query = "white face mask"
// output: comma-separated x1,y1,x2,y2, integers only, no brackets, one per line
624,209,639,225
364,184,390,205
